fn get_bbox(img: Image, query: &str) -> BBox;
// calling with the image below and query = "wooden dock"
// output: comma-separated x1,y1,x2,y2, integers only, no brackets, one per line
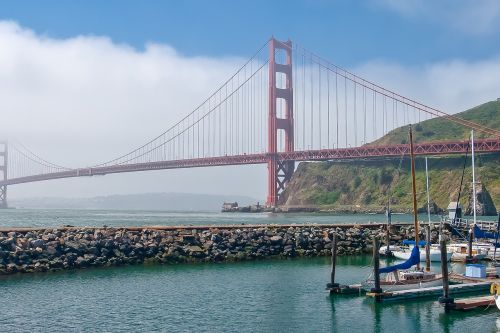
366,282,491,302
452,295,495,310
449,272,500,284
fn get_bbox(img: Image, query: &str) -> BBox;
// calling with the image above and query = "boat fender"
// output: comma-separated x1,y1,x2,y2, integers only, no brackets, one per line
490,283,500,295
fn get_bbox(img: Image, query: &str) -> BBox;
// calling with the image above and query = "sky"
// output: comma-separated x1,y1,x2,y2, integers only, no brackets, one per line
1,0,500,200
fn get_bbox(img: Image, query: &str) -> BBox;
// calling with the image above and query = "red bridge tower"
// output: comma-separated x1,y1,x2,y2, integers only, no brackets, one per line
0,141,7,208
267,38,294,207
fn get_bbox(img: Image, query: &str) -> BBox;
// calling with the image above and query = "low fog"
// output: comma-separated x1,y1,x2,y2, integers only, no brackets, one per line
1,21,500,200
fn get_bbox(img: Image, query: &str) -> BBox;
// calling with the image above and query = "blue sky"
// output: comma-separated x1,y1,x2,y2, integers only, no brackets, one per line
1,1,500,199
2,0,500,66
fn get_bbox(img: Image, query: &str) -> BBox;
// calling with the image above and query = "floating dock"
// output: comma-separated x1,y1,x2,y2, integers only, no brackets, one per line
452,295,495,310
366,282,491,302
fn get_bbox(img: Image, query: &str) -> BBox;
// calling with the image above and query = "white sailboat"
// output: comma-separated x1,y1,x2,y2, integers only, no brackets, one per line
366,125,444,291
448,130,492,262
392,242,452,262
391,156,453,263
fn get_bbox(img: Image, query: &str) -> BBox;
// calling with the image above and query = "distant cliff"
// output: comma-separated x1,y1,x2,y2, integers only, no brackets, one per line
281,100,500,215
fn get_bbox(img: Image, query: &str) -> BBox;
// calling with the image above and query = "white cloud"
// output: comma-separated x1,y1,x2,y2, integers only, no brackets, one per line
354,57,500,114
0,21,268,200
1,20,500,201
375,0,500,35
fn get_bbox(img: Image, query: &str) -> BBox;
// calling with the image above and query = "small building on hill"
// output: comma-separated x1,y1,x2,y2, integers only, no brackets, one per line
447,202,463,219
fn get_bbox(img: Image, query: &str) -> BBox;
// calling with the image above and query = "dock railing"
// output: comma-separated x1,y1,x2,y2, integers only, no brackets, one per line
441,217,498,231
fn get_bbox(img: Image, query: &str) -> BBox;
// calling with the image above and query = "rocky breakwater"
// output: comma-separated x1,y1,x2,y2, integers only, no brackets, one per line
0,224,443,275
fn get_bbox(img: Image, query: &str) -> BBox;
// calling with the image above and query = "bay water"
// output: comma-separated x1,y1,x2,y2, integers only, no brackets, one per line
0,209,498,332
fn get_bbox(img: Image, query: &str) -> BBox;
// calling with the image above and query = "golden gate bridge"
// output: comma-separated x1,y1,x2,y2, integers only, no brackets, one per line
1,38,499,208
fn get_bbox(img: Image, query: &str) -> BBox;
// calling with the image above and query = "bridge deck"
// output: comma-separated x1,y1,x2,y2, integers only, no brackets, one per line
2,138,499,186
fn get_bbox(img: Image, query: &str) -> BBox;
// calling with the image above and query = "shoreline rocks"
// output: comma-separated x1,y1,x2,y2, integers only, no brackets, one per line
0,224,450,275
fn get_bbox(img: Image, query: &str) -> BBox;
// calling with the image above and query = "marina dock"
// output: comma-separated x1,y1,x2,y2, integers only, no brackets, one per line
452,295,495,310
366,282,491,302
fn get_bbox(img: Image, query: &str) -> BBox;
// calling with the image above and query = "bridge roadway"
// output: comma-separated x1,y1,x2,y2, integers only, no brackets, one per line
2,138,499,186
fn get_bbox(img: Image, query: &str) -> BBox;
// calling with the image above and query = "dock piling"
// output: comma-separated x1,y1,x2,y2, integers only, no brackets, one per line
385,208,392,255
327,232,340,292
425,224,431,272
371,237,382,299
438,239,454,311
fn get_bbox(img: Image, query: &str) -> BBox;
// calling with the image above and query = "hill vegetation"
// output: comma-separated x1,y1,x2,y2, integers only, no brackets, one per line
281,100,500,214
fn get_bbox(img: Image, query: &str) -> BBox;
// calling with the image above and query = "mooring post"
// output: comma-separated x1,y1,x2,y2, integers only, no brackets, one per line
385,225,391,255
327,232,339,291
425,224,431,272
385,208,392,255
371,237,382,299
466,227,474,263
438,239,454,311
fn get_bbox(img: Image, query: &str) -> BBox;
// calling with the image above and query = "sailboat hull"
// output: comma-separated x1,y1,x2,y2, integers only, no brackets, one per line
363,275,443,292
380,277,442,291
495,295,500,310
392,248,452,262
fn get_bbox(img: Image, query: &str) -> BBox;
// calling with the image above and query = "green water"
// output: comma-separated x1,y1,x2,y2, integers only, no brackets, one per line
0,256,498,332
0,209,499,332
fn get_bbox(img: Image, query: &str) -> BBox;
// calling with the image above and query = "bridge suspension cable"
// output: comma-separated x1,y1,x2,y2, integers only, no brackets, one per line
2,37,499,194
292,43,500,146
8,141,72,179
92,40,272,168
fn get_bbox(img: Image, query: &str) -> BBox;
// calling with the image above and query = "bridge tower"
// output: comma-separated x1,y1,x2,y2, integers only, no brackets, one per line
0,141,7,208
267,38,294,207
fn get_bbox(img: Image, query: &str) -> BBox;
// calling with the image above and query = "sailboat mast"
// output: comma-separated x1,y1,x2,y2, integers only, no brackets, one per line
471,130,477,225
425,157,431,224
409,126,420,263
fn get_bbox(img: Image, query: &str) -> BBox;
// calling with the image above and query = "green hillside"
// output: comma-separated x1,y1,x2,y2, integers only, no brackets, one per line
371,100,500,145
281,100,500,214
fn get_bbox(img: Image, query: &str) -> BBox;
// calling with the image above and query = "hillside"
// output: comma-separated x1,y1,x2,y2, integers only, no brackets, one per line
371,100,500,145
281,100,500,214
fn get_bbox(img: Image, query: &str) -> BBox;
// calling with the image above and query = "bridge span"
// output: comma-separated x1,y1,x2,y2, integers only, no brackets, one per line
2,37,500,208
2,138,498,187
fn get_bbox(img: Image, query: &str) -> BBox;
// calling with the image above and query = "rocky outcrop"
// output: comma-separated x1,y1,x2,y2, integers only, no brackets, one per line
0,224,449,275
467,182,497,216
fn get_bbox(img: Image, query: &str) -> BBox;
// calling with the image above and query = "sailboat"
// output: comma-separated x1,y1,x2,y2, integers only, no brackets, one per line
448,130,492,262
364,125,445,291
390,154,452,262
392,240,452,262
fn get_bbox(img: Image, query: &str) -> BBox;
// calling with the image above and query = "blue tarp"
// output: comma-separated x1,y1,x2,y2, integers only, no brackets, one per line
402,240,428,246
473,224,497,239
380,246,420,274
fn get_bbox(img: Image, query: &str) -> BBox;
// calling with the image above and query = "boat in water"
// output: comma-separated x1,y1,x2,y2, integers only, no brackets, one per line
448,242,489,262
491,282,500,310
391,240,452,262
365,126,444,292
365,245,443,291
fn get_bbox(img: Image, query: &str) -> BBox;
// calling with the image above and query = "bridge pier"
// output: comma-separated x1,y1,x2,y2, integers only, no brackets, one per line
0,141,7,208
267,38,294,207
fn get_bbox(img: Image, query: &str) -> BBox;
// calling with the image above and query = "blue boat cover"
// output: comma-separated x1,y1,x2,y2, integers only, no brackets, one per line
380,246,420,274
402,240,428,246
473,224,496,239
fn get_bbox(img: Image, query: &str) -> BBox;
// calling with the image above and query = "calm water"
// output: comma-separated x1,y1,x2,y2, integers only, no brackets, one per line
0,208,496,228
0,209,499,332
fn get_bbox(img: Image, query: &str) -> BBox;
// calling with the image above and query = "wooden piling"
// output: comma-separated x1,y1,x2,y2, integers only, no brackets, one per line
385,209,392,255
438,239,454,311
327,233,340,291
425,224,431,272
371,237,382,298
